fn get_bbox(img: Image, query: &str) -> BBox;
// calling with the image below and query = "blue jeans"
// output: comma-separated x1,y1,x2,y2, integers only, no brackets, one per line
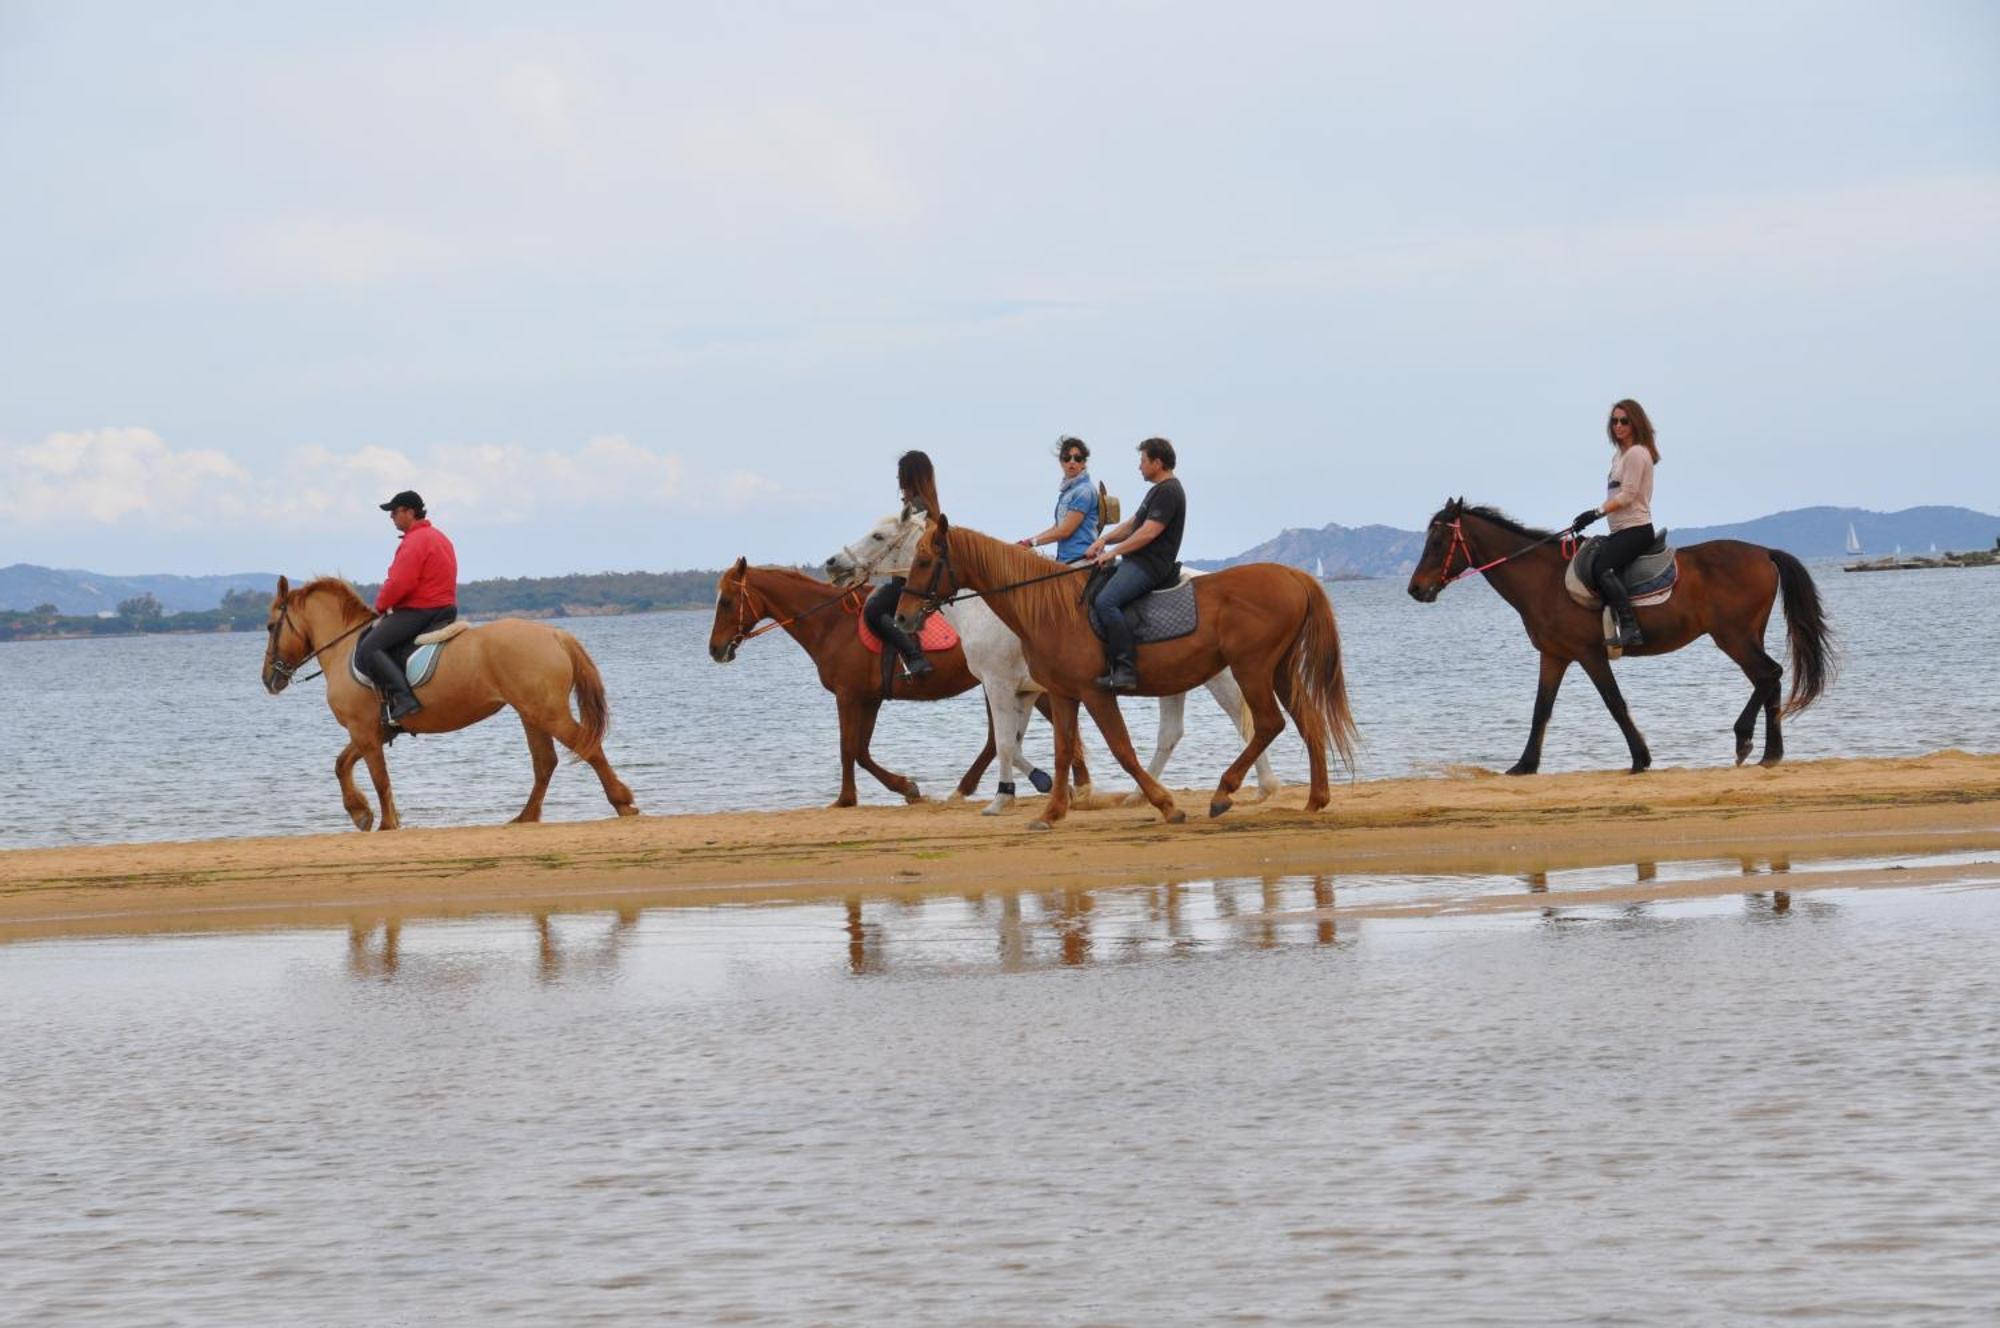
1090,560,1161,663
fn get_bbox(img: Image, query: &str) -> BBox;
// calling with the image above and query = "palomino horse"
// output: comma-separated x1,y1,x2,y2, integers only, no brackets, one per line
827,509,1279,814
895,515,1357,828
707,559,1093,807
261,576,638,829
1406,500,1835,773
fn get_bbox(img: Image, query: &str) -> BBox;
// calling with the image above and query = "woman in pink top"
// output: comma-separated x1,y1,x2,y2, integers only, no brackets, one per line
1570,399,1659,648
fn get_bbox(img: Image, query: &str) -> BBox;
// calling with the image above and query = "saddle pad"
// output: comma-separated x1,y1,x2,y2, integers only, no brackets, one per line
1097,579,1200,646
349,640,448,691
857,612,959,655
1566,537,1679,610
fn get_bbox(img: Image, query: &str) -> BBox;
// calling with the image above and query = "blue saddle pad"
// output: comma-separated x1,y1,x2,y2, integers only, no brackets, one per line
349,640,446,691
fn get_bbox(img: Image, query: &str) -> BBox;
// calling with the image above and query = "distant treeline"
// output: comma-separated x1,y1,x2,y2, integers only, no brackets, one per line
0,571,732,643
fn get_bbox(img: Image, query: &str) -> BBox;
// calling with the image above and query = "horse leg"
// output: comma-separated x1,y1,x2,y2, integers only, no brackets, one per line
1577,652,1652,773
1127,691,1187,806
360,739,401,830
952,706,999,802
852,700,923,803
1206,669,1280,801
1507,653,1570,776
511,718,559,824
832,698,861,807
534,706,639,817
982,689,1031,816
1274,671,1330,812
1079,692,1185,824
1030,694,1083,829
335,739,373,831
1207,671,1286,819
1716,632,1786,766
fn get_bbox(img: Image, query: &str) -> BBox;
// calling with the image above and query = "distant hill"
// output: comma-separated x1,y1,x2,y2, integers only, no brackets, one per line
0,564,280,615
1191,505,2000,577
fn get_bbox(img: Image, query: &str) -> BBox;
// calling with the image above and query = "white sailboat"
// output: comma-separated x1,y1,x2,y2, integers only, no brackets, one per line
1845,522,1862,555
1315,556,1326,581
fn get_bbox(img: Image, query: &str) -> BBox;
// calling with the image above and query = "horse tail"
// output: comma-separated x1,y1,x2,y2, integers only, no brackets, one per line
560,632,611,761
1770,548,1835,717
1288,573,1359,772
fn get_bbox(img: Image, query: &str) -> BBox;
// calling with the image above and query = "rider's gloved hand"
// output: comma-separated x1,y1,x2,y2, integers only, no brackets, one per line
1571,508,1603,533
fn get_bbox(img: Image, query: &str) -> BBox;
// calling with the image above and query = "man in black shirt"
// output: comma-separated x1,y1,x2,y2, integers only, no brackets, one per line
1083,437,1186,692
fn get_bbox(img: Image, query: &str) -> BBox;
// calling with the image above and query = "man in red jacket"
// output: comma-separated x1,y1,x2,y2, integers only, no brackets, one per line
358,489,459,723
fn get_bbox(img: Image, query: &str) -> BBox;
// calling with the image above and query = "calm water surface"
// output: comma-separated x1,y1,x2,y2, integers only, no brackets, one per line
3,867,1997,1325
2,563,1995,848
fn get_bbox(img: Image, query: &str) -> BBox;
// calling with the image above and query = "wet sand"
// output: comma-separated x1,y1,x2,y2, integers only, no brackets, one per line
4,751,1996,940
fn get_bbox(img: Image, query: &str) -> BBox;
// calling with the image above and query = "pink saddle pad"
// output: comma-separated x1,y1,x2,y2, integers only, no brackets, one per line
857,612,959,655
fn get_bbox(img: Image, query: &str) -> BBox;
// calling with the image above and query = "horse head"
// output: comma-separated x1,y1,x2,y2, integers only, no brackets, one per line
1406,497,1469,603
893,511,955,636
261,575,305,694
825,509,922,587
708,557,754,663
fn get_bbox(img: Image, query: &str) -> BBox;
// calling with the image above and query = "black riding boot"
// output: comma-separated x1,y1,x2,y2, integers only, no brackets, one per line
1595,569,1645,648
1094,621,1140,692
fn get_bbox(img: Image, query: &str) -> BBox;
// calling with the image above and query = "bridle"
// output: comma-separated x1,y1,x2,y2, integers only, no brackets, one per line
721,572,866,653
265,594,375,689
902,527,1093,620
1433,514,1574,589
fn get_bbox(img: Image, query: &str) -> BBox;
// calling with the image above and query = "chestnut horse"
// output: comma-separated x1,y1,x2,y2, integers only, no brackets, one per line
1406,500,1835,774
894,515,1357,828
707,559,1092,808
260,576,638,830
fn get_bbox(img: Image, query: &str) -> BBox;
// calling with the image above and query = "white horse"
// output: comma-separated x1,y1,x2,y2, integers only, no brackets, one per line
826,510,1281,815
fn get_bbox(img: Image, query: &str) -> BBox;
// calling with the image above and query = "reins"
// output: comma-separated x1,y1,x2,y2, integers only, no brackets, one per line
732,577,867,646
1439,518,1572,586
269,602,376,687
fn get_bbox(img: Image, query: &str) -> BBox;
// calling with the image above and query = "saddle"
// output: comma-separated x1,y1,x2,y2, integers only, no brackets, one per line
1564,532,1679,610
348,619,472,691
1081,566,1202,646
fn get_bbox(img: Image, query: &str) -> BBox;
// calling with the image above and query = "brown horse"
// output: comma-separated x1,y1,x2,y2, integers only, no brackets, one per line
261,576,638,830
1406,500,1835,774
894,515,1358,828
707,559,1093,807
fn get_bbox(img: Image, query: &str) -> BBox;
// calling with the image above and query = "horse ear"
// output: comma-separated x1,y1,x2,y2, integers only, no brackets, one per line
732,556,748,573
275,575,289,599
935,512,950,535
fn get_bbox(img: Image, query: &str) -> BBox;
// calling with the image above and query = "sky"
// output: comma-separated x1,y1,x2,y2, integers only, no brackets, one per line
1,1,1995,578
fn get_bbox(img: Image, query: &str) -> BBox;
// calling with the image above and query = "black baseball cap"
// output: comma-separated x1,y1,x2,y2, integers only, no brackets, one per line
379,490,425,513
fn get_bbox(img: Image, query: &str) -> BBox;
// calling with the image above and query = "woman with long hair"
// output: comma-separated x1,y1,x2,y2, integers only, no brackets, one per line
861,450,939,678
1570,399,1660,648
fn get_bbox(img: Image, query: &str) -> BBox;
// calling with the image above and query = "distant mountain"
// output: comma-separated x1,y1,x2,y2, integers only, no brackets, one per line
0,564,281,615
1190,505,2000,577
1668,506,2000,558
1186,524,1427,578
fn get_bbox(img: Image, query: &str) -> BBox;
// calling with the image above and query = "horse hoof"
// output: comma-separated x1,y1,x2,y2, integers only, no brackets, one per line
1166,810,1187,825
903,787,925,805
1629,763,1651,775
981,796,1013,816
1028,820,1052,832
616,804,640,817
1120,791,1146,807
1028,768,1053,794
1505,763,1537,777
1305,797,1330,813
1759,756,1783,768
1209,799,1231,819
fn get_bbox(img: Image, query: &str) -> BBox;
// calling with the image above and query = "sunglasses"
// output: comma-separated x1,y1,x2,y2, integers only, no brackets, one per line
1609,416,1631,427
1061,454,1085,464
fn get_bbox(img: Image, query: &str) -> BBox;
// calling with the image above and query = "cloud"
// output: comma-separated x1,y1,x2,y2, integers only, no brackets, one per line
0,429,782,530
0,429,250,526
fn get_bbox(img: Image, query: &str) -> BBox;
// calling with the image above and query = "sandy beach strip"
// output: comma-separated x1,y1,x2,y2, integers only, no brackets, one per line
2,751,1996,941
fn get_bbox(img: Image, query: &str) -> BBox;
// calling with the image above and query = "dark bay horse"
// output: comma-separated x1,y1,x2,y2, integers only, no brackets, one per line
1407,500,1835,774
707,559,1091,807
261,576,638,829
894,515,1357,828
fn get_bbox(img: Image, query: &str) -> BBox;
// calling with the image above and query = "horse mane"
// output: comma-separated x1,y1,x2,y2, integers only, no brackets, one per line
1451,502,1556,542
944,522,1085,636
295,576,373,624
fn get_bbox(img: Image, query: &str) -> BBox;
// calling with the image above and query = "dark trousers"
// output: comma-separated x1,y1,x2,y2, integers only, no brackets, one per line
1089,560,1164,664
1594,524,1655,615
358,605,457,697
863,580,924,662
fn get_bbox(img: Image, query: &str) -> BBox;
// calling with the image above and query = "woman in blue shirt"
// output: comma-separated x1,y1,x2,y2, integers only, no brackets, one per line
1018,436,1099,562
